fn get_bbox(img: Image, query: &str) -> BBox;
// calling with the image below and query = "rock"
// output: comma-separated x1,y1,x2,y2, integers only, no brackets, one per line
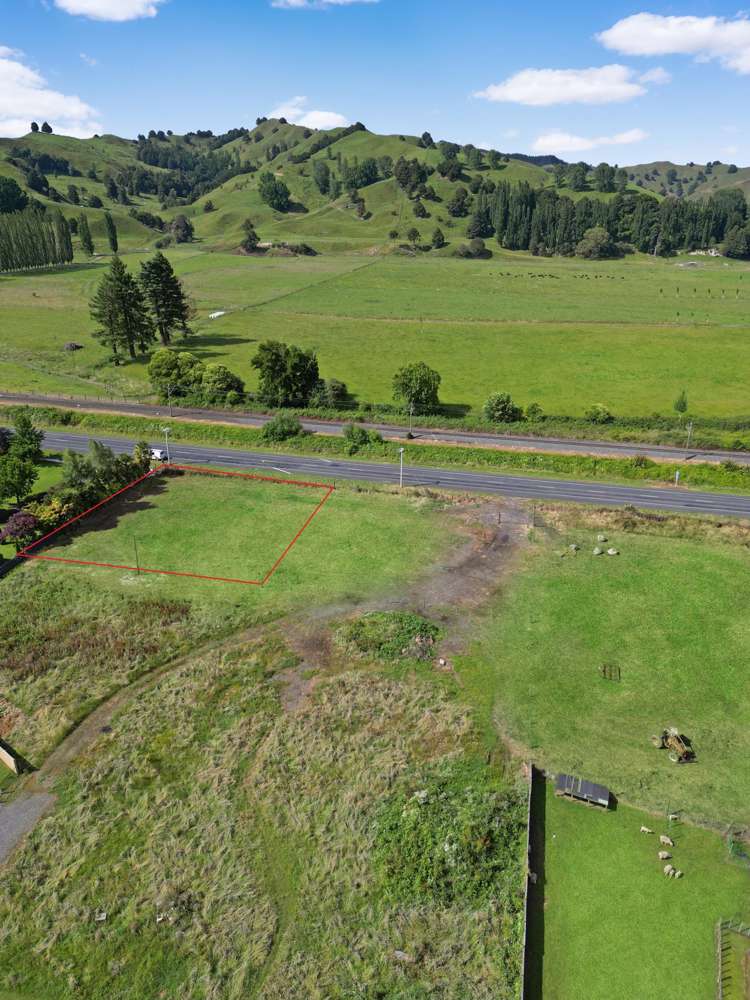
393,950,415,964
607,548,619,556
597,534,607,543
94,911,107,922
593,547,603,556
63,342,83,351
569,544,579,552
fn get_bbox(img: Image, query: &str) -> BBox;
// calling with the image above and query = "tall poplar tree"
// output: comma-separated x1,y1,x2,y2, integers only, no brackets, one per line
103,211,118,252
78,213,94,256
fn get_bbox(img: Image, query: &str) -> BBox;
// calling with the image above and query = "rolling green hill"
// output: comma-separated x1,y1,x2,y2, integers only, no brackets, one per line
625,158,750,200
1,121,677,255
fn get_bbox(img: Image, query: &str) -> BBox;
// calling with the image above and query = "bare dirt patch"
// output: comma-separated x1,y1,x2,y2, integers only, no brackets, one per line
282,497,530,696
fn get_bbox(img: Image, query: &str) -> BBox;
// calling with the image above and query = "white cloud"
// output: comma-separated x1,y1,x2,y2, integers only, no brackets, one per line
598,13,750,75
271,0,377,8
0,46,101,137
53,0,165,21
502,128,520,139
80,52,98,67
533,128,648,154
639,66,671,85
0,46,22,57
474,65,648,106
269,96,348,129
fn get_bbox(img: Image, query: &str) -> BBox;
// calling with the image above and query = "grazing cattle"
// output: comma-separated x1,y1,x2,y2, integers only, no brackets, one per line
660,835,675,847
658,851,672,860
640,826,653,834
663,864,676,877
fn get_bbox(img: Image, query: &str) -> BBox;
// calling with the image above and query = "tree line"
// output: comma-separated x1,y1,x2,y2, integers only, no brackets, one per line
479,183,748,257
0,206,73,270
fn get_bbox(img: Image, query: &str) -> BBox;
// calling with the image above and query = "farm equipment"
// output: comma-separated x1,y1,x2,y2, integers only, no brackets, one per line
651,728,696,764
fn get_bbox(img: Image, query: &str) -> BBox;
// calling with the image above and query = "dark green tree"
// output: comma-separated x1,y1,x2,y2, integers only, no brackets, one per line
593,162,615,193
674,389,688,419
251,341,320,406
0,178,28,215
139,251,192,345
90,256,156,360
78,213,94,256
30,121,39,133
41,121,53,134
240,218,260,252
103,211,118,252
431,227,446,249
170,215,194,243
258,171,291,212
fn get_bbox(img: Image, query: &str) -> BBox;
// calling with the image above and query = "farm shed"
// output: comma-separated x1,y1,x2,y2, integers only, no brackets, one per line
554,773,611,808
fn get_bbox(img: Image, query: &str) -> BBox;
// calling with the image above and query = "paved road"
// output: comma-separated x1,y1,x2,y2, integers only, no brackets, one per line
36,428,750,519
0,390,744,465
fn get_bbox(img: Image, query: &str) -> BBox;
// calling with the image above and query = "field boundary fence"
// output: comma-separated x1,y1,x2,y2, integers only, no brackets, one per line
520,762,536,999
716,918,750,999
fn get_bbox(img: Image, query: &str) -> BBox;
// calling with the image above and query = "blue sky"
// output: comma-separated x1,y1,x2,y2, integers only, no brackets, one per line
2,0,749,165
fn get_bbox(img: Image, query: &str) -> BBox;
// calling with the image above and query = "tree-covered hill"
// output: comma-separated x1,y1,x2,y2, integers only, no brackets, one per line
1,120,748,258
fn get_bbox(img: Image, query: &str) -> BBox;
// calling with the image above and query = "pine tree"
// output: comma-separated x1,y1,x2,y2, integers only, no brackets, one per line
139,251,192,345
90,256,156,360
78,213,94,256
103,211,118,253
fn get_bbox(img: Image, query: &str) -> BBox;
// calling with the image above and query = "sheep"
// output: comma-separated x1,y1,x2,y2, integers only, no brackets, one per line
640,826,653,834
658,851,672,861
663,864,676,877
674,870,683,879
660,835,675,847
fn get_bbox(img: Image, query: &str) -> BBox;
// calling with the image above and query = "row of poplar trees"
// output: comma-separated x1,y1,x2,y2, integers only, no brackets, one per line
89,252,192,361
0,206,118,271
0,208,73,270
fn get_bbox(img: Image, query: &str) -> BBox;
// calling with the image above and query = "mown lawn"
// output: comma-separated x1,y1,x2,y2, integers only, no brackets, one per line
458,512,750,826
528,782,749,1000
2,250,750,417
33,469,334,584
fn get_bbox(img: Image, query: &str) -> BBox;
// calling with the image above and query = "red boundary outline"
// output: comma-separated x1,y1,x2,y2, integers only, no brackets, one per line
19,463,335,586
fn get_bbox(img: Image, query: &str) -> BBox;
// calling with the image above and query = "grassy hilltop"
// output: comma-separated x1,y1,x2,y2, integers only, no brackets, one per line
0,121,643,254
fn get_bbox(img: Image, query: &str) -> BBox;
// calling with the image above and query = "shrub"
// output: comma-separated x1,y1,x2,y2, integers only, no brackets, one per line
260,413,303,442
374,759,525,905
585,403,615,424
483,392,523,423
334,611,441,661
342,423,382,453
525,402,544,422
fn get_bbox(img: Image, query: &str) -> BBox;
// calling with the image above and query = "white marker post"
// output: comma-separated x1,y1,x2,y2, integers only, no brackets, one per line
399,447,405,489
162,426,171,464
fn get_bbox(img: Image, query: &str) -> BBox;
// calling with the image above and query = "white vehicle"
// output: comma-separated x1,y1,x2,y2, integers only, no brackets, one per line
150,448,167,462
